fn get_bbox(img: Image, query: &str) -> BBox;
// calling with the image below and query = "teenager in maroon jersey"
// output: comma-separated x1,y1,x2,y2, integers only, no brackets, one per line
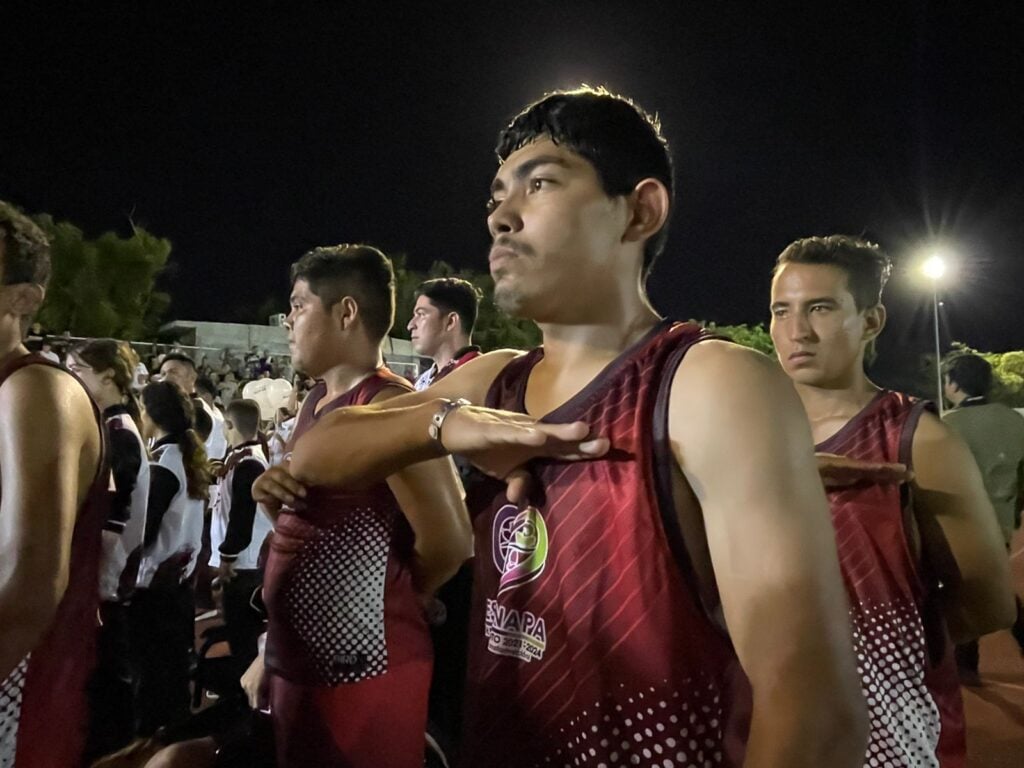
254,245,472,768
262,89,869,767
0,201,108,768
769,235,1014,767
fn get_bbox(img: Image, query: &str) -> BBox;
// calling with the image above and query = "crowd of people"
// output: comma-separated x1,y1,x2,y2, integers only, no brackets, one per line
1,86,1022,768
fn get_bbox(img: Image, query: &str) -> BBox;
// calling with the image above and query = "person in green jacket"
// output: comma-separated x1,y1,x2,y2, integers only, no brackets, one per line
943,352,1024,681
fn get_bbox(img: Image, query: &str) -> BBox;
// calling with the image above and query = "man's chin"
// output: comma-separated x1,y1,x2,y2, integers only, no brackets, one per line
494,285,530,319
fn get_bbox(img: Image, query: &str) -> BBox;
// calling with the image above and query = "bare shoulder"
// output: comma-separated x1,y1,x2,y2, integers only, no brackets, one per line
673,339,791,406
912,410,971,485
0,363,98,457
0,362,92,415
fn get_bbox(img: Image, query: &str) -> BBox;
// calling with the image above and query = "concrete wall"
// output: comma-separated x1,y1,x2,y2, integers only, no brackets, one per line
160,320,423,377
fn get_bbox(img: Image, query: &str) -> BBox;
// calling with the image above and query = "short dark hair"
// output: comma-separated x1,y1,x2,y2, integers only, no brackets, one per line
195,376,217,398
290,244,395,342
0,201,51,286
774,235,892,311
943,353,993,398
414,278,482,336
226,398,262,438
160,352,196,370
496,87,674,284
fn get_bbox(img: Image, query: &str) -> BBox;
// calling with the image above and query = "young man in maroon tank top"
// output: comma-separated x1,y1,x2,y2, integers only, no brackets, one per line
769,235,1014,767
258,89,868,767
0,201,107,767
253,245,473,768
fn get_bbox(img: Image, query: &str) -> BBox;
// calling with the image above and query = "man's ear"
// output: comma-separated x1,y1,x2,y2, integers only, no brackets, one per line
444,311,459,333
622,178,670,250
7,283,45,317
334,296,359,330
863,303,886,343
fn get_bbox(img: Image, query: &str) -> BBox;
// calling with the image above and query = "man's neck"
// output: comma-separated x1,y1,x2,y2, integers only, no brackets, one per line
319,350,383,402
432,336,472,372
537,304,662,371
793,375,880,442
0,321,28,369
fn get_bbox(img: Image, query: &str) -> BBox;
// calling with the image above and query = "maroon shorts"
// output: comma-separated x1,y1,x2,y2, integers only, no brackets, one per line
269,658,432,768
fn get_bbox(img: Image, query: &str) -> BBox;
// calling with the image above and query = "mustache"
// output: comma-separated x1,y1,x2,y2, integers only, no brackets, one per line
491,235,535,258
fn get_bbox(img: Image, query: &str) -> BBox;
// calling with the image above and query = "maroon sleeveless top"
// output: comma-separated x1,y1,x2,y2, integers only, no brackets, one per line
461,321,747,768
0,353,108,768
263,367,432,686
818,390,964,768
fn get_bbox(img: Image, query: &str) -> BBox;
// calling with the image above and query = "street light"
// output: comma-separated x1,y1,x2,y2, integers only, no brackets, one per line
921,253,947,415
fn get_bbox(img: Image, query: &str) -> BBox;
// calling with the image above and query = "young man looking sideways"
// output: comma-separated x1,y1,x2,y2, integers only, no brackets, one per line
259,89,868,767
769,235,1013,766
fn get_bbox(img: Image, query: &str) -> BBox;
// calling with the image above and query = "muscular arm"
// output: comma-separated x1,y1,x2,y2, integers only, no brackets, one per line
373,388,474,597
671,342,866,768
912,412,1014,642
289,350,519,488
0,364,100,681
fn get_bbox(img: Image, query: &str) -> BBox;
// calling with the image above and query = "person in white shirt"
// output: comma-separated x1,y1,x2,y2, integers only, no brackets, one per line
131,381,211,736
209,398,272,677
67,339,152,758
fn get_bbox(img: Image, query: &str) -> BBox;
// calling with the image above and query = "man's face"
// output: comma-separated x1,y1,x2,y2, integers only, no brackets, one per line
285,278,339,378
486,138,629,321
160,360,196,392
770,262,879,388
407,295,448,358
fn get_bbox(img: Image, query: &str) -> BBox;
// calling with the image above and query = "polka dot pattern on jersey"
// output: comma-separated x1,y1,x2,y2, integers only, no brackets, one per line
851,600,941,767
287,508,393,685
532,678,726,768
0,655,28,768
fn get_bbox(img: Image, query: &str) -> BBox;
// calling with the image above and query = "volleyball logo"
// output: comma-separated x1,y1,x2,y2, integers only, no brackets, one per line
492,504,549,596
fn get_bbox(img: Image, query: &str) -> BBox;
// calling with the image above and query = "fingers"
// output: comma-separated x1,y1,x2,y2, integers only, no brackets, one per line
253,468,307,509
505,469,534,506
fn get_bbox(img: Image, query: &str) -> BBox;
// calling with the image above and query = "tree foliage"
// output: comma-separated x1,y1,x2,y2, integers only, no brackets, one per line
33,214,172,339
392,256,541,351
700,321,775,356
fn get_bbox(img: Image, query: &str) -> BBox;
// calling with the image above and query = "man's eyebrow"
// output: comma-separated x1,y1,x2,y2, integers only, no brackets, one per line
490,155,572,194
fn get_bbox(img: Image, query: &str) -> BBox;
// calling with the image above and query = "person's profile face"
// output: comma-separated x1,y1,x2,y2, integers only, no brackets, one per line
67,354,108,398
285,279,337,378
407,296,446,357
769,262,871,388
486,137,628,322
160,360,196,391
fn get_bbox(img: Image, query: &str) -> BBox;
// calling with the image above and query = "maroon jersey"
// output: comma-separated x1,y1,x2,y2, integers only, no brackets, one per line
461,321,746,768
818,391,964,768
265,366,429,682
263,367,433,767
0,354,109,768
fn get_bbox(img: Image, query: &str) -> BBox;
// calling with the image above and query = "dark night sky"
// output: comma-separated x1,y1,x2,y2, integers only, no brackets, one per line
2,2,1022,389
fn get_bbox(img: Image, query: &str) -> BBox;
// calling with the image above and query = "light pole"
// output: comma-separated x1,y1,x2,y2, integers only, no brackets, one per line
922,255,947,415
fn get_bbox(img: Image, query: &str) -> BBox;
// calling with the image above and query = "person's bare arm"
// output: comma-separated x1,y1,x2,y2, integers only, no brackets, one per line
0,365,100,680
671,341,866,768
289,350,607,492
370,386,474,597
289,350,518,488
912,412,1014,642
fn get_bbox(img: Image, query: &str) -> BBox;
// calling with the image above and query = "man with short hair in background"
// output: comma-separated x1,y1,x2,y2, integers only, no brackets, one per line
408,277,482,391
943,352,1024,681
210,397,272,679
